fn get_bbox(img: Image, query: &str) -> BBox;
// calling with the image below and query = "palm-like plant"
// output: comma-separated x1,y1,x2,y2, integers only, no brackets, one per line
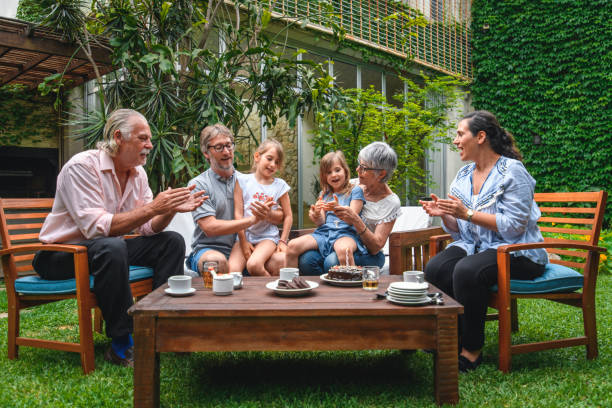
39,0,332,191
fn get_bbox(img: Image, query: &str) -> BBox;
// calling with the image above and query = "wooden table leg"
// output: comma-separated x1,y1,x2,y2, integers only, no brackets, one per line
134,314,159,408
434,313,459,405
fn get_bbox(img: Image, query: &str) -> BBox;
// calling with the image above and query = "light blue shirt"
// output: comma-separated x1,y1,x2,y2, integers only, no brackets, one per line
444,156,548,266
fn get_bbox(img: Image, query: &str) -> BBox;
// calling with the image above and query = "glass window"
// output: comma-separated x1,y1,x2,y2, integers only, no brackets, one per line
386,73,405,108
332,59,357,89
303,53,330,75
361,66,382,93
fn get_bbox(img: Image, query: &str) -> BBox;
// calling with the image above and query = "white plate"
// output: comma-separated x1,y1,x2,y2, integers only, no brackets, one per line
388,281,429,291
320,273,363,287
165,287,196,297
387,295,429,304
266,280,319,297
387,295,431,306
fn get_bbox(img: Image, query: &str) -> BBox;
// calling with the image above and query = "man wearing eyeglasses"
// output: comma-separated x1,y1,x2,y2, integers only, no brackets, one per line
187,123,284,275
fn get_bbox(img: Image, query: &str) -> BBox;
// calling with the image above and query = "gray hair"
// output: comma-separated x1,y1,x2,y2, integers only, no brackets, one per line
358,141,397,183
97,109,147,156
199,123,234,157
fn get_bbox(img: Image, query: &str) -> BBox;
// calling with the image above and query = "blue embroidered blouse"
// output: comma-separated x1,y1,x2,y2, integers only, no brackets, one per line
443,156,548,266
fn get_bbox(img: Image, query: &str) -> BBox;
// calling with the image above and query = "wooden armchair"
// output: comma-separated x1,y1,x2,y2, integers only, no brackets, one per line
0,198,154,374
388,226,445,275
429,191,608,372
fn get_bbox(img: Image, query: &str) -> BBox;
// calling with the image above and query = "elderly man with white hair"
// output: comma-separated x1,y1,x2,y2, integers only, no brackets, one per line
32,109,205,367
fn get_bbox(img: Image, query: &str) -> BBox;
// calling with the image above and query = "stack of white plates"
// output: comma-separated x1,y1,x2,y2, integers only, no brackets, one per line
387,281,430,305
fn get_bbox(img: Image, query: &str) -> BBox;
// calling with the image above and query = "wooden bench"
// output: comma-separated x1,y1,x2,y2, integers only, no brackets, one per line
427,191,608,372
0,198,154,374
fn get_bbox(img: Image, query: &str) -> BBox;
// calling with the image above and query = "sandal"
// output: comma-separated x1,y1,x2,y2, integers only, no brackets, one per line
458,353,482,372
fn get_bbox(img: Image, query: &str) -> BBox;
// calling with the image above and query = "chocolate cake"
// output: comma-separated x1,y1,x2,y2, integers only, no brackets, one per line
327,265,363,281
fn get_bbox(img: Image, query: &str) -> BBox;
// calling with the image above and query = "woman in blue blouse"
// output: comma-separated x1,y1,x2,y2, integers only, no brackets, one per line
421,110,548,372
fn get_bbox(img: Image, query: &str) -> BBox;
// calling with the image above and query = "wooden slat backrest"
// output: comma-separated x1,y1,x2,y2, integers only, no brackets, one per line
389,226,445,275
0,198,54,276
535,191,607,273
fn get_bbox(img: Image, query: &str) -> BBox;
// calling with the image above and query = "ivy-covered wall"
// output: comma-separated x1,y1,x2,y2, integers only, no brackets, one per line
471,0,612,224
0,86,58,148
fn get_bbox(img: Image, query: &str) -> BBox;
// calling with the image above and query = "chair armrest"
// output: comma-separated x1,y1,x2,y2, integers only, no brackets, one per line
0,243,87,256
495,242,606,300
1,243,90,296
429,234,452,257
497,242,605,254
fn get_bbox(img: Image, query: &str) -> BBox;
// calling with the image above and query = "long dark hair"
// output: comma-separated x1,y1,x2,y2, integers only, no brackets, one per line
462,110,523,161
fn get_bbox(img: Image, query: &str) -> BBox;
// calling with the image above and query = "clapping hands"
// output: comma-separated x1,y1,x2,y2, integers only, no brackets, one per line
420,193,466,219
153,185,208,214
250,196,276,222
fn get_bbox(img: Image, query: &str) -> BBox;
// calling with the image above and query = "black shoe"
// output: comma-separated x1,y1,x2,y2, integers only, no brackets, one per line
104,346,134,368
458,354,482,372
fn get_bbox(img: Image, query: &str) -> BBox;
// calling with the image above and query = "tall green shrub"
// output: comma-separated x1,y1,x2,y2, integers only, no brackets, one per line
471,0,612,225
310,75,465,204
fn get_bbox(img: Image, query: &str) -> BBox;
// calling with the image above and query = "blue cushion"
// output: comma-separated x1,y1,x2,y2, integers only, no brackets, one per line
14,266,154,295
491,263,584,294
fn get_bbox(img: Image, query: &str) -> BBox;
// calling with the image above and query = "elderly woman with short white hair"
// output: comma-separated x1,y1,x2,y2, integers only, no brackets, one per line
299,142,401,274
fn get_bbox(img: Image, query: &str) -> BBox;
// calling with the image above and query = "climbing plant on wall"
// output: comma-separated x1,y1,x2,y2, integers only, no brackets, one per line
0,85,58,147
470,0,612,225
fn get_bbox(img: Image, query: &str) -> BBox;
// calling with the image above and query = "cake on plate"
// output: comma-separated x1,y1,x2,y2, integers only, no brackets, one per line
327,265,363,281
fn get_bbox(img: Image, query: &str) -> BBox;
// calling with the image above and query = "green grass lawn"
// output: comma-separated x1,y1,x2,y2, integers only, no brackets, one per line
0,276,611,408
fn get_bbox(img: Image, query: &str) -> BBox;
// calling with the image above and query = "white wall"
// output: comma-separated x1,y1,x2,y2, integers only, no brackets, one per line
426,90,472,201
0,0,19,18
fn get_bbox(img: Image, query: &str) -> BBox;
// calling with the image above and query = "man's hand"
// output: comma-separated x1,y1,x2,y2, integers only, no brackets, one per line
175,186,208,212
151,185,207,215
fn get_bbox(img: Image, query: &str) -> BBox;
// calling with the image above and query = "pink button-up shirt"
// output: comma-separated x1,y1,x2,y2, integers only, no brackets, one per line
39,149,155,244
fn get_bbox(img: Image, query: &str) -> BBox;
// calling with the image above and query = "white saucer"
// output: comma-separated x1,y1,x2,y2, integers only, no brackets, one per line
389,281,429,291
213,290,233,296
165,287,196,297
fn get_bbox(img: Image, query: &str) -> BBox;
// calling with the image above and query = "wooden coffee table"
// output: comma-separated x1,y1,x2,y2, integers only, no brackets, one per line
129,276,463,407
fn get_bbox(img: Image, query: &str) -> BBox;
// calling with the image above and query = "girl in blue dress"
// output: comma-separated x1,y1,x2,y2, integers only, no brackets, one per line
286,151,365,268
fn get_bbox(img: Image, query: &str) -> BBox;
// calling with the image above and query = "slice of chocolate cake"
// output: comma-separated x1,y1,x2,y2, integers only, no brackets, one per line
327,265,363,281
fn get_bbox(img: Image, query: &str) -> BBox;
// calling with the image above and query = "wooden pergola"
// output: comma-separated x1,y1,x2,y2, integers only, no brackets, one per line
0,16,114,88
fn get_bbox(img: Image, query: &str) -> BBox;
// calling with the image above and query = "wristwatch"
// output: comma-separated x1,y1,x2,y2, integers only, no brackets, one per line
466,209,474,223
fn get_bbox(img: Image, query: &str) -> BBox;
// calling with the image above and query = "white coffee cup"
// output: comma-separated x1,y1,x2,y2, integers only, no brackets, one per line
279,267,299,281
230,272,243,289
168,275,192,293
403,270,425,284
213,274,234,295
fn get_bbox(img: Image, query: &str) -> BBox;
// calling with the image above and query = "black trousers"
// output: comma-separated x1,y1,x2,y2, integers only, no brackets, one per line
424,246,544,351
32,231,185,339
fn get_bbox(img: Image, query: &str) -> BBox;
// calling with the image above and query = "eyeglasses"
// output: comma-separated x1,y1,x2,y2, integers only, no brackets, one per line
207,142,235,152
357,163,383,172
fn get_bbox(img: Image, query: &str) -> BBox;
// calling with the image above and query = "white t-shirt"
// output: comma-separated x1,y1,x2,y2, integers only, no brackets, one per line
238,173,290,244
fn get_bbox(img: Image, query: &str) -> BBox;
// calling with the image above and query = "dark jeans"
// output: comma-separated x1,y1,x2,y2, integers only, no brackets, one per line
298,249,386,276
32,232,185,339
425,246,545,351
